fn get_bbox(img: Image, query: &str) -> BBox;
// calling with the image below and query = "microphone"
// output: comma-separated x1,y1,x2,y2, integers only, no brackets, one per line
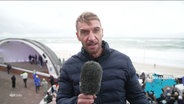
80,61,103,95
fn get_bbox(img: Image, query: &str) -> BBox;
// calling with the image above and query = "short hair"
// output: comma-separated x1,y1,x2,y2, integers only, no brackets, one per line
76,11,101,31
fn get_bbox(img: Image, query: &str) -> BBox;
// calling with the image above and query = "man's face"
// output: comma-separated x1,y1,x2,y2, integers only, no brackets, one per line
76,20,103,57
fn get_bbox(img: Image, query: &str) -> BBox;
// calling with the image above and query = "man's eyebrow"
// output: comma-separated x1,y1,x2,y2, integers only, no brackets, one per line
79,29,89,33
94,27,100,29
79,26,101,32
80,29,89,31
80,27,100,30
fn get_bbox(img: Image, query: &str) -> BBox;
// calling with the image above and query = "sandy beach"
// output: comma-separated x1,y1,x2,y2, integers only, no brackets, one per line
133,62,184,78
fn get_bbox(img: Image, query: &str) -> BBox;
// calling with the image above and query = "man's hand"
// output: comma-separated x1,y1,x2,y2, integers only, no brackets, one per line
77,93,97,104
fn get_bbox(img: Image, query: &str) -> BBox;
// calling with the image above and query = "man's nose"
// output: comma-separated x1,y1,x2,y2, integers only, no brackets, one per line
88,31,95,40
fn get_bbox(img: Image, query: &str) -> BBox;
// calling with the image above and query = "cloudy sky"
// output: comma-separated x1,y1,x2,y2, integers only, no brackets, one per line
0,1,184,38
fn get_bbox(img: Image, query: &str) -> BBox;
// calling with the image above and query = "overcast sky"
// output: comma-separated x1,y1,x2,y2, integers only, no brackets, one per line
0,1,184,38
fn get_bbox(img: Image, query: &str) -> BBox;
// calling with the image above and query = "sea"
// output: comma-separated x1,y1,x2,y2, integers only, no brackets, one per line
25,36,184,69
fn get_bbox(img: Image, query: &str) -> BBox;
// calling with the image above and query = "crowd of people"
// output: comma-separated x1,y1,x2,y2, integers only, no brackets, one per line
8,66,58,104
28,54,45,67
138,72,184,104
43,75,59,104
5,57,57,104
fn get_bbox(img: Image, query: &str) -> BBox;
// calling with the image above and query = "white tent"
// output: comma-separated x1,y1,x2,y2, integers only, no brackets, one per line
0,38,61,78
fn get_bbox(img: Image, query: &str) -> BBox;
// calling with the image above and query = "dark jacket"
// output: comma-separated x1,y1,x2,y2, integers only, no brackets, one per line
56,41,149,104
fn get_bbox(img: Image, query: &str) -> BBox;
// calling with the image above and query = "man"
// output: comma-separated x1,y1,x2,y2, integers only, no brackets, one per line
41,78,49,94
34,75,41,93
7,64,12,74
56,11,149,104
11,75,16,89
20,72,28,88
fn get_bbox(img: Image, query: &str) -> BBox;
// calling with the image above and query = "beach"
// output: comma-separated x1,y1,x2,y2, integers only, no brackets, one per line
133,62,184,78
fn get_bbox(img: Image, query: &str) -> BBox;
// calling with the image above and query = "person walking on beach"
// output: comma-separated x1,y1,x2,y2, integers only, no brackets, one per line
34,75,41,93
20,72,28,88
7,64,12,74
11,75,16,89
38,55,43,67
56,11,149,104
32,70,37,79
41,78,49,94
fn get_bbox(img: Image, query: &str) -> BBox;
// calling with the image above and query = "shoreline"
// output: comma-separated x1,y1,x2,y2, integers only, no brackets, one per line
133,62,184,78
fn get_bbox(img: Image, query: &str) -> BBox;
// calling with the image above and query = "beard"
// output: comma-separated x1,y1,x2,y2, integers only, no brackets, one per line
82,40,102,57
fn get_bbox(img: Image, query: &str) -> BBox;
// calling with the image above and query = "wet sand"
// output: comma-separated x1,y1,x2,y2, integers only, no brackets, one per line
133,62,184,78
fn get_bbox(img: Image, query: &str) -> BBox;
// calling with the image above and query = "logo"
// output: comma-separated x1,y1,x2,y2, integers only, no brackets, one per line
9,92,22,97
